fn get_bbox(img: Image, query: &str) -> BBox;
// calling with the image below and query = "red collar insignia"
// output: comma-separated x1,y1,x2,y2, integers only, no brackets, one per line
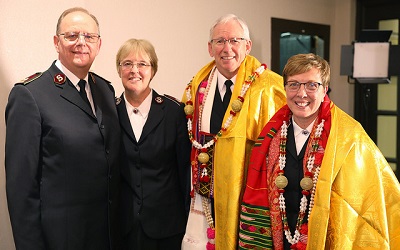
54,73,66,85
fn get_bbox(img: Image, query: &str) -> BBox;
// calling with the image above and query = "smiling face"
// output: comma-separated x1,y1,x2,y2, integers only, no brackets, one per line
119,51,153,104
285,67,328,128
208,20,252,79
54,11,101,78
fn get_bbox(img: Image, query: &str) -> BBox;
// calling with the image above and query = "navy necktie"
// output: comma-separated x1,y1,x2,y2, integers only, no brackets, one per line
223,80,233,109
78,79,91,107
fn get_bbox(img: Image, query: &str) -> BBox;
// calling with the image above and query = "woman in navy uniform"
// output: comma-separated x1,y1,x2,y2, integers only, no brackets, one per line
116,38,191,250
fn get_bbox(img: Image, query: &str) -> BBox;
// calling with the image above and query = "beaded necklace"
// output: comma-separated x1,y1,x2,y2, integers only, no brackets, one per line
184,64,267,149
184,65,267,178
184,64,267,250
275,118,325,248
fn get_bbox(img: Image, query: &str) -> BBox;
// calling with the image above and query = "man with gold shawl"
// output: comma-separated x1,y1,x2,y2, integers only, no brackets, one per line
181,14,286,249
239,53,400,249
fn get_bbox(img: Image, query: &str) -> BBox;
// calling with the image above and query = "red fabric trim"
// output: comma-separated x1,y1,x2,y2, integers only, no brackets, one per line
242,95,333,249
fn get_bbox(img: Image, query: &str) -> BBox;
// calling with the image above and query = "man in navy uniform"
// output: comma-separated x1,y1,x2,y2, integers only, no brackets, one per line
5,7,120,250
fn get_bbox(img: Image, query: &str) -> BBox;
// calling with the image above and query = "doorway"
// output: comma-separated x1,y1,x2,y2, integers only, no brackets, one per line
271,18,330,75
355,0,400,179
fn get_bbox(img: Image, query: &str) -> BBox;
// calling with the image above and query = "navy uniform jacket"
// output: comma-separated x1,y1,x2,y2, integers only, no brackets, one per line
117,91,191,242
5,61,121,250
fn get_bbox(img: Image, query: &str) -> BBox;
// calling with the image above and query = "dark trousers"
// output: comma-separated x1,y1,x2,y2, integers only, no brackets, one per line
122,222,184,250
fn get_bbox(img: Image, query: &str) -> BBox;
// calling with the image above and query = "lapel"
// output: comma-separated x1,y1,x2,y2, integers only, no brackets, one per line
286,123,298,159
298,138,308,159
89,73,103,124
287,122,309,160
49,62,96,119
138,91,164,143
117,95,136,142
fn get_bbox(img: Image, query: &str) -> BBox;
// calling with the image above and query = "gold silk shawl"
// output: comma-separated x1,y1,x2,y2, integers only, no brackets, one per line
308,104,400,249
182,55,286,249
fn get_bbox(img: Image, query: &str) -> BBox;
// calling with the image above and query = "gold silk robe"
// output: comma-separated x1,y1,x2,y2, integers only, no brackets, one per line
239,101,400,249
308,104,400,249
182,55,286,249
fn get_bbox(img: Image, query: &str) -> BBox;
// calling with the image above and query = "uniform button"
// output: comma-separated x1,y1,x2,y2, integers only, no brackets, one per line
100,124,105,129
106,149,110,154
108,200,112,204
109,175,112,180
134,147,138,152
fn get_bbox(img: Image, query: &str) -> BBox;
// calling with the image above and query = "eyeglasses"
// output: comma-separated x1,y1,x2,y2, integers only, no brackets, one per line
58,32,100,43
119,61,151,71
210,37,246,47
285,81,322,92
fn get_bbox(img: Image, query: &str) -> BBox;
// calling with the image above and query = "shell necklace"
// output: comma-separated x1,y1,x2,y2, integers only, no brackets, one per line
184,64,267,249
184,64,267,159
275,118,325,246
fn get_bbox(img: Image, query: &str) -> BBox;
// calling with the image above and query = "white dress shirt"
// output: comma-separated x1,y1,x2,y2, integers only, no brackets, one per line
124,90,152,140
292,118,316,155
216,73,236,101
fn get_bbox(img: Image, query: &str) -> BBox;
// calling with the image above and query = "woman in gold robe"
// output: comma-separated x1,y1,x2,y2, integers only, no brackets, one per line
239,53,400,249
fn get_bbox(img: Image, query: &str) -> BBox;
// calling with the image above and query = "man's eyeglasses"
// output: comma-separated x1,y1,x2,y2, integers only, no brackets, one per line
285,81,322,92
119,61,151,71
58,32,100,43
210,37,246,47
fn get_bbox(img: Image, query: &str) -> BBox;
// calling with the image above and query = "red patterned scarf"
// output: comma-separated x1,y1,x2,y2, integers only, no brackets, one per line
241,95,332,249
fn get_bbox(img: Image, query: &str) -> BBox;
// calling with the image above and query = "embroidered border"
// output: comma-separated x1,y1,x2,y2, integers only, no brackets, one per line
238,203,273,250
254,136,265,147
267,127,277,139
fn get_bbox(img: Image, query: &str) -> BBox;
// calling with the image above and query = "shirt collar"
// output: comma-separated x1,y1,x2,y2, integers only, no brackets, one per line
123,89,153,119
55,60,88,87
217,71,237,92
292,118,316,137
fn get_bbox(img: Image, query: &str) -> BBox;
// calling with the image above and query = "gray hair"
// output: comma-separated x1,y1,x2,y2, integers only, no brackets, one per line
209,14,250,41
56,7,100,35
